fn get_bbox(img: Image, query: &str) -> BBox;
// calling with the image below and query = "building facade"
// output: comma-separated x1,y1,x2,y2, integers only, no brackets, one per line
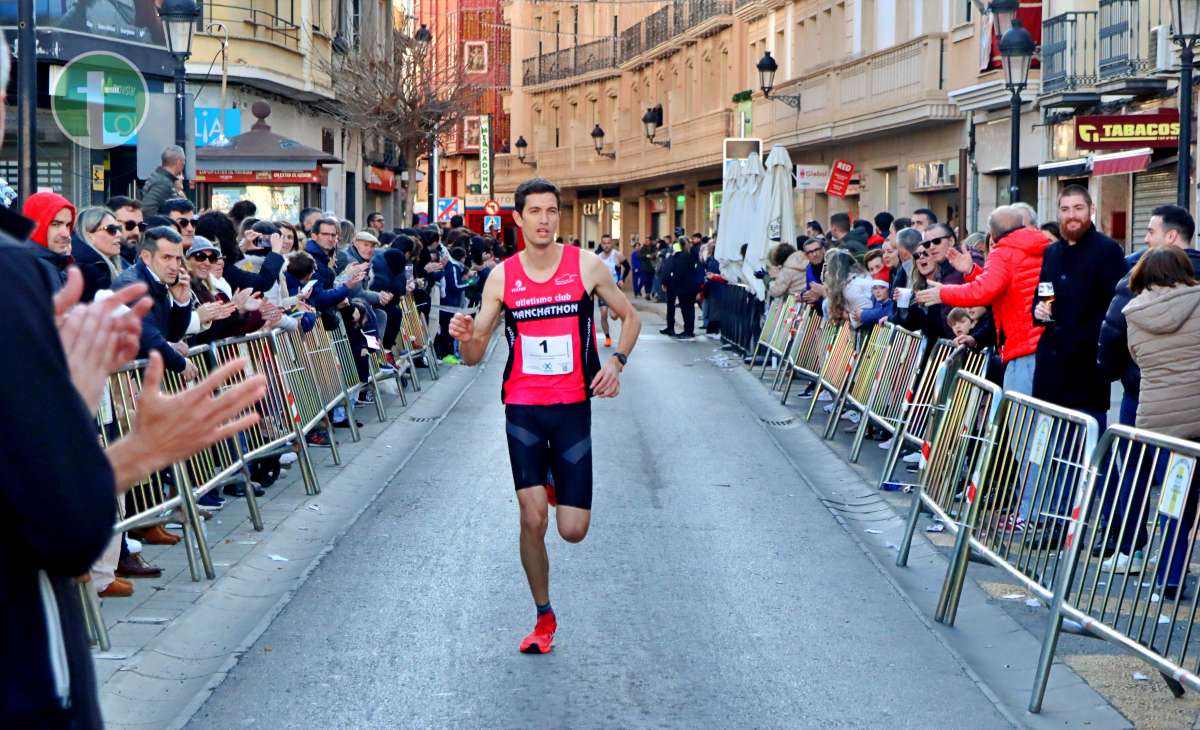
495,0,1056,251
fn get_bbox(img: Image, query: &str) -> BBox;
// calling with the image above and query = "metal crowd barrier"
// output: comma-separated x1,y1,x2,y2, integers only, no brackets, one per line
803,323,858,425
718,284,763,355
1032,426,1200,711
777,311,833,401
847,325,927,463
826,324,890,440
399,295,440,381
896,370,1002,570
877,342,988,491
751,296,795,377
299,321,359,450
327,316,388,423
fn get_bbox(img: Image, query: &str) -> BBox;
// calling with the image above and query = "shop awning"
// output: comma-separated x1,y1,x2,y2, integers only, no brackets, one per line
1091,148,1153,177
1038,157,1089,178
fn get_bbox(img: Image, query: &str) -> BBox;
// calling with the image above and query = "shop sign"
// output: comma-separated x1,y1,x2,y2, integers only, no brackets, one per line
194,169,324,184
479,115,493,198
582,202,601,216
794,164,829,191
365,165,395,192
1075,111,1180,150
648,197,667,214
466,193,513,209
825,160,855,198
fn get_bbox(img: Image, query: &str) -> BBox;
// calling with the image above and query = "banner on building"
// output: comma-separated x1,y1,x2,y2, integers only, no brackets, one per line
1075,111,1180,150
825,160,855,198
479,114,493,199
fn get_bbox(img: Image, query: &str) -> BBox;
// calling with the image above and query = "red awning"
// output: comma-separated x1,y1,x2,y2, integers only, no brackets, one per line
1091,148,1152,177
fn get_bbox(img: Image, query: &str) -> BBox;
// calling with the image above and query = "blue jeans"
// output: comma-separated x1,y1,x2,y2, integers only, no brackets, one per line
1003,354,1035,396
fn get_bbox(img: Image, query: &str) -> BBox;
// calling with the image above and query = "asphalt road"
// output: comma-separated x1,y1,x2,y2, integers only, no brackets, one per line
188,326,1016,729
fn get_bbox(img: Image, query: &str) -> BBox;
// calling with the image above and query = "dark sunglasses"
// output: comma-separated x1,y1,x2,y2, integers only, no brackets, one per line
177,218,195,228
123,220,148,232
914,251,931,260
926,235,950,246
99,224,121,236
803,247,823,255
189,252,221,263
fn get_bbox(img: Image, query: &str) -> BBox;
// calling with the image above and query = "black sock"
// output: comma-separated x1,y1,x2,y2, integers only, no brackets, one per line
536,601,553,617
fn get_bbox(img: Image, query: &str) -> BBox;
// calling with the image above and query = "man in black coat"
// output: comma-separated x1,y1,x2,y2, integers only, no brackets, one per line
112,226,196,378
1032,185,1127,426
666,238,701,338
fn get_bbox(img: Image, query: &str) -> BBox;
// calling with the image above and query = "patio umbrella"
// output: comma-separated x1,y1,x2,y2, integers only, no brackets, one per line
743,144,797,300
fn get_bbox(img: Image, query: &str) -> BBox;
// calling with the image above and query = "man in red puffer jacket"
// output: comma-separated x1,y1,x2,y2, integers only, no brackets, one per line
914,206,1048,395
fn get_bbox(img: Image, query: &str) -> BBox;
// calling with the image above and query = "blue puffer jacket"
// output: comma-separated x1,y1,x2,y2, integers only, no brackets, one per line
1097,248,1200,402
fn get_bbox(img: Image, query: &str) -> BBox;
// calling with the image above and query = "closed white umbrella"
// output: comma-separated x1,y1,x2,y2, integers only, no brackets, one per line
714,158,742,262
733,152,767,299
740,144,798,300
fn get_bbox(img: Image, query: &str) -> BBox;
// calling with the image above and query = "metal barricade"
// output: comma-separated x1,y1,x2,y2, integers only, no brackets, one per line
280,326,344,467
779,316,836,403
162,346,263,531
327,317,388,423
1032,426,1200,712
848,325,927,462
939,392,1100,629
751,296,794,377
896,370,1002,574
101,361,214,582
826,324,891,440
400,295,440,380
211,330,323,497
78,578,109,651
877,342,987,490
803,323,858,424
299,321,357,453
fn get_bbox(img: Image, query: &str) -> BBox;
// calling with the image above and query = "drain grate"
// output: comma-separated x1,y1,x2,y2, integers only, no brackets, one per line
759,416,797,428
408,416,438,423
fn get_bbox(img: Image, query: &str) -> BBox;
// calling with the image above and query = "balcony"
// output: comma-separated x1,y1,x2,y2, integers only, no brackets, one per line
1096,0,1170,95
618,0,733,68
522,40,618,88
754,34,958,148
1040,11,1100,108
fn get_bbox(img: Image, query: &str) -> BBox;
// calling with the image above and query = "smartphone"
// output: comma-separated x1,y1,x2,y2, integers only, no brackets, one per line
301,280,317,296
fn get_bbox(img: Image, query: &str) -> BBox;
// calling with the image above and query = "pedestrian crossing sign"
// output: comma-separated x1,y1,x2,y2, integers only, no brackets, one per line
484,215,501,232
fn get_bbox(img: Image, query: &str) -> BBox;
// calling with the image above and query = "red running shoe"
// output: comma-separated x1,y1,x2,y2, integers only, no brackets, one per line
520,611,557,654
545,482,557,507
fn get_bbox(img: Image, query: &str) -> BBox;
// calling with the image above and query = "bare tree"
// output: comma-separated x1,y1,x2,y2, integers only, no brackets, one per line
318,28,482,223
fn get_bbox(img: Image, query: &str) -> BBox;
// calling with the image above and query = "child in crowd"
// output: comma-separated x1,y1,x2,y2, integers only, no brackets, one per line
864,248,890,283
858,280,894,328
947,307,974,339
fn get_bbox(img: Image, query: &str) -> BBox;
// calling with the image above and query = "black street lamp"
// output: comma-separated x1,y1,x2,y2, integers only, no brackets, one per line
514,135,535,166
413,24,435,221
756,51,801,109
995,6,1036,204
590,124,615,159
158,0,201,151
1170,0,1200,210
642,106,670,148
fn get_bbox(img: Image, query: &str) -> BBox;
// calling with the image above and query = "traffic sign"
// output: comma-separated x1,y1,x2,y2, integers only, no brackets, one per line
417,212,429,225
483,199,501,216
483,215,502,232
436,197,464,222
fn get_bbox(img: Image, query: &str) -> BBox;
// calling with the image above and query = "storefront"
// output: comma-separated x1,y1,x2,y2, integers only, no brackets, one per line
195,102,340,221
364,165,397,220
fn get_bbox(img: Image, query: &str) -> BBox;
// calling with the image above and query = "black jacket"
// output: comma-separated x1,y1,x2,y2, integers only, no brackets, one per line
0,235,114,727
1033,225,1127,412
223,250,285,294
1097,247,1200,401
112,260,193,372
667,248,701,294
27,243,72,293
71,231,124,302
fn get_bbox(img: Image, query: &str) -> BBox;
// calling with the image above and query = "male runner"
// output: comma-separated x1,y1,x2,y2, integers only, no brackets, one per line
596,233,625,347
449,178,641,654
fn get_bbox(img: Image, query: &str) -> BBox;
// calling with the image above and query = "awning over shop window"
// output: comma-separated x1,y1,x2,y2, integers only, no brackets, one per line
1092,148,1153,177
1038,157,1089,178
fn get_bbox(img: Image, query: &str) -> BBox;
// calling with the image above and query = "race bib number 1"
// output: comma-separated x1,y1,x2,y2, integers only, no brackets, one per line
522,334,574,375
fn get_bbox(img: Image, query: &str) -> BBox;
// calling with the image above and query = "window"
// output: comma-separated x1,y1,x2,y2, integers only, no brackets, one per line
952,0,973,27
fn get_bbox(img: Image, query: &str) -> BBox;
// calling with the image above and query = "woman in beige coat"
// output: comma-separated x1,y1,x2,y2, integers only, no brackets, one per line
1123,246,1200,596
768,249,809,300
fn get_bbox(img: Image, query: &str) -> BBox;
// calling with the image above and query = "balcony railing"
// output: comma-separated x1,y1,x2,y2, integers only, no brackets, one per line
620,22,643,63
201,1,301,51
523,39,617,86
1098,0,1168,81
644,7,670,50
1041,11,1098,94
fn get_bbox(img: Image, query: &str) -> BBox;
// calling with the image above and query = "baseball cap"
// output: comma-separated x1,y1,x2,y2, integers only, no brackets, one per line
186,236,221,257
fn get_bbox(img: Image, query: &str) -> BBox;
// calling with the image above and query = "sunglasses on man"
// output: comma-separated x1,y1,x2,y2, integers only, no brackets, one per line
177,218,195,229
123,220,148,232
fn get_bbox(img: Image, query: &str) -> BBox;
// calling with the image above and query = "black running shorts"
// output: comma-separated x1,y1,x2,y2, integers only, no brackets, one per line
504,401,593,510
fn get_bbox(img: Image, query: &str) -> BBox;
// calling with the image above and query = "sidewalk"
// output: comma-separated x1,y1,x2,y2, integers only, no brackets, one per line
94,360,483,730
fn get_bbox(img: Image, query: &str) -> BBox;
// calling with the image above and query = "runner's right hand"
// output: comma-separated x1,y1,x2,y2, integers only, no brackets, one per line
449,313,474,341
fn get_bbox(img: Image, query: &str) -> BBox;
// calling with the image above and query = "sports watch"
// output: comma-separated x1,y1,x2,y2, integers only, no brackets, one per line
613,352,628,367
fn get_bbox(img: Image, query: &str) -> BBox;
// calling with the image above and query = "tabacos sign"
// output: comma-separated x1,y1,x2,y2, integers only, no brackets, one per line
1075,110,1180,150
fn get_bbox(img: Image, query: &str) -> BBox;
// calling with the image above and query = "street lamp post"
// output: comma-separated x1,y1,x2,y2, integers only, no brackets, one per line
1170,0,1200,210
992,1,1036,204
642,107,670,148
413,23,435,223
756,51,801,110
590,124,616,159
159,0,201,150
514,136,536,166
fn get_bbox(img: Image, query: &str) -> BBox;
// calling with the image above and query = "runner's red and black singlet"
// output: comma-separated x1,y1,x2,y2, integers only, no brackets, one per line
501,244,602,405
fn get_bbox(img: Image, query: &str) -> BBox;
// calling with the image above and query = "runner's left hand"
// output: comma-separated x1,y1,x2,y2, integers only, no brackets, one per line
591,359,621,398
